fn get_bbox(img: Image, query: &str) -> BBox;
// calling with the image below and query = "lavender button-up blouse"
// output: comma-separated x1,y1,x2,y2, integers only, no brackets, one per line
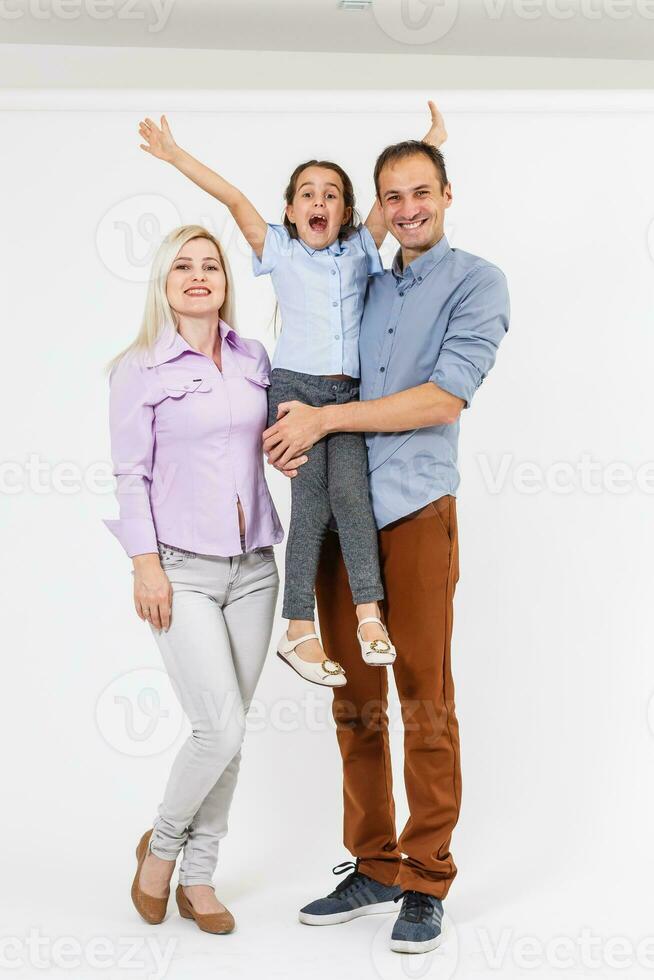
103,320,284,558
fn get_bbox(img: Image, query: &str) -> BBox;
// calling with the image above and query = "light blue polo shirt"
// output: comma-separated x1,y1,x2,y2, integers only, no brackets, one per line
360,234,510,529
252,223,384,378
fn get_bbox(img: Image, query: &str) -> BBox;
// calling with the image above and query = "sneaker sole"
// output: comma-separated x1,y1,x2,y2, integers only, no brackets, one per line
390,934,443,954
299,900,398,925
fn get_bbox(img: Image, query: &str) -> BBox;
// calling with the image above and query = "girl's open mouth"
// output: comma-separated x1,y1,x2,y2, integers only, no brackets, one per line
309,215,328,232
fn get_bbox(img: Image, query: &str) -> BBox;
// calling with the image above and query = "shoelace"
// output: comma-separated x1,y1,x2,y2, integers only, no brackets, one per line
394,889,436,923
327,860,367,899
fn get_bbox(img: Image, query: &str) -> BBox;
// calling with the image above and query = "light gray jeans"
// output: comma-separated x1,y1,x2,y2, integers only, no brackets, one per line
147,539,279,885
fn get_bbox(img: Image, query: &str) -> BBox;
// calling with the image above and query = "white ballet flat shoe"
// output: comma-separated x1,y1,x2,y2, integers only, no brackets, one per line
276,630,347,687
357,617,397,666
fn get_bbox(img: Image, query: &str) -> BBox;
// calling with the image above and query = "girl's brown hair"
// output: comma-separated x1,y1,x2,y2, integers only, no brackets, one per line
282,159,360,240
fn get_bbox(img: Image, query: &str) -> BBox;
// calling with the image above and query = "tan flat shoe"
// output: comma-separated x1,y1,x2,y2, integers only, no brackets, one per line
131,829,170,925
176,884,235,934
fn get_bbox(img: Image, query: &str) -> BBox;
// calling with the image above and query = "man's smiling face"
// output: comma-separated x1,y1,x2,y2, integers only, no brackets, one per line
377,153,452,260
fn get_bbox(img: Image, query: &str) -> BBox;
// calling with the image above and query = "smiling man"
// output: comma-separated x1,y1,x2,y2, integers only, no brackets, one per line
263,139,510,954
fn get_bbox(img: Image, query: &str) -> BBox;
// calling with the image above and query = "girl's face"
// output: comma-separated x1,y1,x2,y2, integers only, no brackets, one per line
285,166,351,249
166,237,226,319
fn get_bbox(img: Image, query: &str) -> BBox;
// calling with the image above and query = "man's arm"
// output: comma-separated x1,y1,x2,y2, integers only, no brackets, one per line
263,383,463,468
263,262,509,470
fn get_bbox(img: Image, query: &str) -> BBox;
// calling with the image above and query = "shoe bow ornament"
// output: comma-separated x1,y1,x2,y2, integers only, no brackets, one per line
369,639,390,653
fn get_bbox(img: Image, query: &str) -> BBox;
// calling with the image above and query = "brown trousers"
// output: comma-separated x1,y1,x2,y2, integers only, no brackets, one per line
315,494,462,899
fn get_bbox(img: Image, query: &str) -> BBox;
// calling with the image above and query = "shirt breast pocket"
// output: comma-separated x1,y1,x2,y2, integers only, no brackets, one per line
242,371,271,389
163,377,213,398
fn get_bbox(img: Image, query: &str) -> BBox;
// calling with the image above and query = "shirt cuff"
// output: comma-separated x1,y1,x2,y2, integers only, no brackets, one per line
103,518,158,558
430,362,483,410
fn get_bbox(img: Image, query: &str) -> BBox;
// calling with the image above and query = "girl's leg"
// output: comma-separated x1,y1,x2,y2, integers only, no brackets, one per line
283,435,333,659
179,552,279,886
326,431,388,643
268,370,332,663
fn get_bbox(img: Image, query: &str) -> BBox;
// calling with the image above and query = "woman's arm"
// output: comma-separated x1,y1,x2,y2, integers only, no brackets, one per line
364,100,448,249
138,115,268,258
104,357,173,630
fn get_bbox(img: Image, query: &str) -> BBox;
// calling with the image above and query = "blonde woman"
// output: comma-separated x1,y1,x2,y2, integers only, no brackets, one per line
104,226,284,934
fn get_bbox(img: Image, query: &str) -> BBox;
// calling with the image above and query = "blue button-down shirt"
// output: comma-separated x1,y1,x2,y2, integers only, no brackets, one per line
360,235,510,528
252,223,383,378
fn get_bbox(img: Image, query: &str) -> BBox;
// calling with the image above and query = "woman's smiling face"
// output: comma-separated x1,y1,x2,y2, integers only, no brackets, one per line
285,166,351,249
166,237,226,318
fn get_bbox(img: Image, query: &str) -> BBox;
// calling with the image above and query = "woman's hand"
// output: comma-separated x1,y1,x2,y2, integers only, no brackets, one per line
138,114,179,164
422,100,447,149
132,554,173,631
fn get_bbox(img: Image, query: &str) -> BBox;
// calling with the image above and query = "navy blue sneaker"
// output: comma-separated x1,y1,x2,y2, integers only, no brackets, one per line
390,890,444,953
299,860,401,925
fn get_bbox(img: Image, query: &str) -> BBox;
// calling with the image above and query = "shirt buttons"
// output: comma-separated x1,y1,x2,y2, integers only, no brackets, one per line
417,276,423,282
331,270,337,276
380,366,385,373
399,291,405,297
332,301,338,307
388,328,394,334
334,334,340,340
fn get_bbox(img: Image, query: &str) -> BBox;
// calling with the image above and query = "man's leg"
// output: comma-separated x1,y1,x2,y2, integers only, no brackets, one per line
315,528,401,886
380,495,462,900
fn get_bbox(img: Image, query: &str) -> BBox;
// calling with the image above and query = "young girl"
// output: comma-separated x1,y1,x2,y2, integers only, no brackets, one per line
138,103,446,688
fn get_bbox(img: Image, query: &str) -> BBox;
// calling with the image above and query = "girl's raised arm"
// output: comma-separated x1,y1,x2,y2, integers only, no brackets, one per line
138,115,268,258
364,100,448,249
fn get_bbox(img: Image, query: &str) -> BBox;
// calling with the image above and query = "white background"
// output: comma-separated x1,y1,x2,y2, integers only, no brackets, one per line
1,89,654,979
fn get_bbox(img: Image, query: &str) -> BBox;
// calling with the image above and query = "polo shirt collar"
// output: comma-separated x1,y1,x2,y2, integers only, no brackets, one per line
391,234,451,283
148,319,254,367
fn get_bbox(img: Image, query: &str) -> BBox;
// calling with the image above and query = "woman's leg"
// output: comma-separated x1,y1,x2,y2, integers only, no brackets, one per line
179,551,279,886
148,558,247,872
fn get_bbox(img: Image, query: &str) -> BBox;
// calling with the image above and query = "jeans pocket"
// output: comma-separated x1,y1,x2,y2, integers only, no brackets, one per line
253,545,276,563
157,543,190,571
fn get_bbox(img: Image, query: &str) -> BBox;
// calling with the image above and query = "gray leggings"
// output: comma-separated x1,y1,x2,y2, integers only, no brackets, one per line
268,368,384,621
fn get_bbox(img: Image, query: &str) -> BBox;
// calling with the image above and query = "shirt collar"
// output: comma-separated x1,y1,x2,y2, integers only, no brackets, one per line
391,234,451,284
298,234,344,257
147,319,254,367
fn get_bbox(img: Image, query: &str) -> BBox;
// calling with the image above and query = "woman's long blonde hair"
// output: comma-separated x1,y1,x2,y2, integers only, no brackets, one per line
106,225,236,372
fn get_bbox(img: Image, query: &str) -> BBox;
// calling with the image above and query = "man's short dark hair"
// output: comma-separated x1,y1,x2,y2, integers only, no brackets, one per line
374,140,449,198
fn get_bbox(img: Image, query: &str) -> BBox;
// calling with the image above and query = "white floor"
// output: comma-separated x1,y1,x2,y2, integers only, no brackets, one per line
3,842,651,980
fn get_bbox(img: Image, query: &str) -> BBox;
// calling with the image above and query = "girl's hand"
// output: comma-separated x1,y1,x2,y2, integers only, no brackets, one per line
138,114,179,164
132,555,173,631
422,100,447,149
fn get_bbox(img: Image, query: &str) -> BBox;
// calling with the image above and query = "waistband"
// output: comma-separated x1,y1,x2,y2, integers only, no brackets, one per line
158,534,247,558
271,367,360,393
